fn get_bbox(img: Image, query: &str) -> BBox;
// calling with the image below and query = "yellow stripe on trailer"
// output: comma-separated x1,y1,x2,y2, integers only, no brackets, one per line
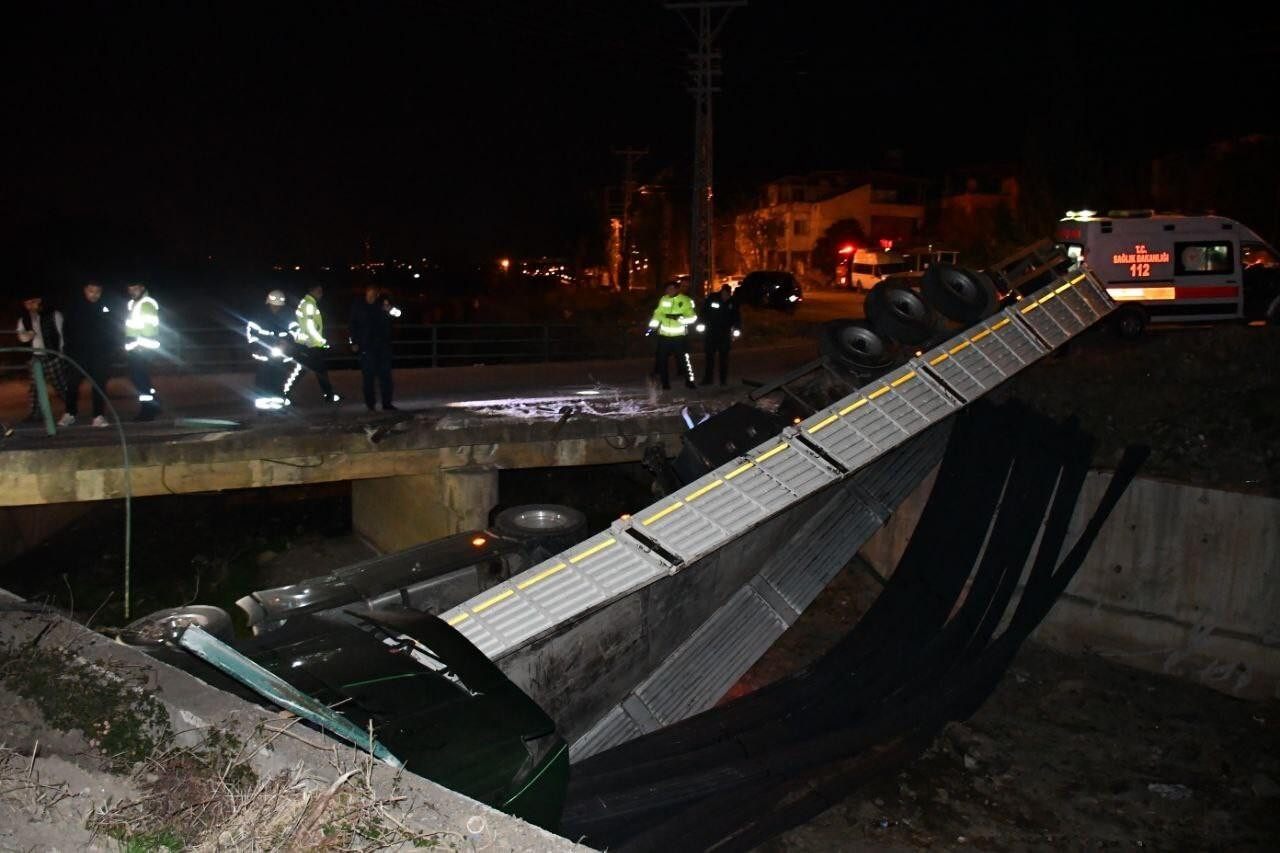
569,538,617,562
754,443,789,463
807,414,838,434
517,562,567,590
642,503,684,526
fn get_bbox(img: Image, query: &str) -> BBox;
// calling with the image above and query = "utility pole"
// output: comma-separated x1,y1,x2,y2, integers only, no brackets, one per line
613,147,648,291
666,1,745,298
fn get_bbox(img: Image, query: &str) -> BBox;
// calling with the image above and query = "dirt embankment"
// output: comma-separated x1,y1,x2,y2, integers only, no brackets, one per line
734,559,1280,851
1007,325,1280,495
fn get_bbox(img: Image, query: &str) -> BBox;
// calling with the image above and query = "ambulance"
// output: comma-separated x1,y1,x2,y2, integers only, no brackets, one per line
1054,210,1280,336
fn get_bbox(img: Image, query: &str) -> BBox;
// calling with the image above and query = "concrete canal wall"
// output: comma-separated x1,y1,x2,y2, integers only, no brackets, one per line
862,471,1280,701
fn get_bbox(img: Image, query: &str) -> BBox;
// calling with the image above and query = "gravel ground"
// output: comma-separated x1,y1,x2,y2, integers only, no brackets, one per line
730,559,1280,852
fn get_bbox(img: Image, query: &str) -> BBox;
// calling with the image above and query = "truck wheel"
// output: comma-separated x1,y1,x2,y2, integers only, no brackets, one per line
819,319,895,374
921,264,998,323
494,504,587,554
120,605,235,647
866,278,939,345
1111,306,1147,339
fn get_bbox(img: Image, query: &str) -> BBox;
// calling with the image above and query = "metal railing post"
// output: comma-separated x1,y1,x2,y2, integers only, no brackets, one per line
31,358,57,436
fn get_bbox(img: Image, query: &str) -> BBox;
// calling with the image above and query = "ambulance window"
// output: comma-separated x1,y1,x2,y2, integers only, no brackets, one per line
1174,242,1234,275
1243,244,1280,268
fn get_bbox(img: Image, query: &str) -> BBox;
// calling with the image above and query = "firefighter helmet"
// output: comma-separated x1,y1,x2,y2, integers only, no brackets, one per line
266,289,287,306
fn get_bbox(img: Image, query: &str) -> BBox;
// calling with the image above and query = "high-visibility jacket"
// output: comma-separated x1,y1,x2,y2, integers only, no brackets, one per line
124,294,160,352
294,293,326,348
649,294,698,337
247,308,299,363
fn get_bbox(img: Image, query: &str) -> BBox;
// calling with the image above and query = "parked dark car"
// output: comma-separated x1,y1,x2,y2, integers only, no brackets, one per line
734,271,803,311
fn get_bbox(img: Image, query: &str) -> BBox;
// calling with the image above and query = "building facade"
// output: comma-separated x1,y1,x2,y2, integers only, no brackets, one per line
733,171,926,276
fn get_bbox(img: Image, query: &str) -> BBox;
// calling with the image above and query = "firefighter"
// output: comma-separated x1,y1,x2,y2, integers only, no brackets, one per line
648,279,698,390
247,289,300,412
293,284,340,403
62,280,115,427
697,282,741,387
15,293,68,422
123,282,160,421
348,284,399,412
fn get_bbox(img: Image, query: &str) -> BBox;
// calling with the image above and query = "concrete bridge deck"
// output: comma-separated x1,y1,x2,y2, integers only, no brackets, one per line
0,345,813,551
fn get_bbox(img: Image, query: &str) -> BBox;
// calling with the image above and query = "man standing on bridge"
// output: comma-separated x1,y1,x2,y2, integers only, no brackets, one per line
648,279,698,390
15,293,68,422
348,284,399,412
697,282,741,387
247,289,299,412
62,280,115,427
123,282,160,421
293,284,340,404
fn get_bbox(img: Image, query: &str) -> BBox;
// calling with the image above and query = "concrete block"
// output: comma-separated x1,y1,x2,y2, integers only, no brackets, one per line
352,466,499,553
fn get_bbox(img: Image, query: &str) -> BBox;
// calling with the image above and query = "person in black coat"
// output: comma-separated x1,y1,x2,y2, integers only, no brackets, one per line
348,285,399,411
699,283,741,386
61,281,116,426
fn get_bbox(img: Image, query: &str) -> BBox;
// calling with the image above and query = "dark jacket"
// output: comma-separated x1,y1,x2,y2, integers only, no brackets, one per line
700,291,741,337
63,299,115,358
349,299,394,350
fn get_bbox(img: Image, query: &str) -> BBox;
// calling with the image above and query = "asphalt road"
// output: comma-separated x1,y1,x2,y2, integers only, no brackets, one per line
793,288,866,323
0,342,818,440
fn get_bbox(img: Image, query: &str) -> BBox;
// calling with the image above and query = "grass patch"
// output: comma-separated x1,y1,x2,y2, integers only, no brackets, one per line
0,640,173,770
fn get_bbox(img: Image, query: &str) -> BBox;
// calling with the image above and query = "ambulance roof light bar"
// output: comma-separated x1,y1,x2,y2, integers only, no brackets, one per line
1062,210,1098,221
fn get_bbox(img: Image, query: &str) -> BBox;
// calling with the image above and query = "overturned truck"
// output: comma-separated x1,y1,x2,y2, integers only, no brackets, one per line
128,245,1143,847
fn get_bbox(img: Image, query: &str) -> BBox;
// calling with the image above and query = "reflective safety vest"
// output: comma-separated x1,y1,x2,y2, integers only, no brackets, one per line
294,293,326,348
124,294,160,351
649,294,698,337
247,311,299,363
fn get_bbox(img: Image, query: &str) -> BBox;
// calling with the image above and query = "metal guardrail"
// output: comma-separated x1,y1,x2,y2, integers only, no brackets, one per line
0,323,650,376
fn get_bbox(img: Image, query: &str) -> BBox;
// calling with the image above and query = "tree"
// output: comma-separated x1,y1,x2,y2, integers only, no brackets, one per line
810,218,868,278
737,210,783,271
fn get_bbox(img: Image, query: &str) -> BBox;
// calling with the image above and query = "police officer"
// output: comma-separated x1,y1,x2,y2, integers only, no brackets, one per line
697,282,741,387
62,280,115,427
293,284,340,403
348,284,399,412
123,282,160,421
649,279,698,390
15,293,68,422
247,289,300,412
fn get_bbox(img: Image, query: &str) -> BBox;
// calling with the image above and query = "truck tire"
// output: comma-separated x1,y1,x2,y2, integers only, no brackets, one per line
819,319,895,374
865,278,939,345
1111,305,1147,339
921,265,998,323
494,504,587,554
120,605,235,647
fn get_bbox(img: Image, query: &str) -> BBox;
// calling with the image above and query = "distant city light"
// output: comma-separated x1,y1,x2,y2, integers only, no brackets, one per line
500,258,511,271
413,272,420,278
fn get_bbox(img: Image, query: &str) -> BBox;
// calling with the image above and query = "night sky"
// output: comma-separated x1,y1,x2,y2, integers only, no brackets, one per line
4,1,1278,278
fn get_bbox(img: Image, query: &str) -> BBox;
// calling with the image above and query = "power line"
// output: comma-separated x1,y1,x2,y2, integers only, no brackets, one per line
666,1,746,296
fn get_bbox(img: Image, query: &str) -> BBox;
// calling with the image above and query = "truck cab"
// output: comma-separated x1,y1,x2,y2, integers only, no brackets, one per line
1055,210,1280,336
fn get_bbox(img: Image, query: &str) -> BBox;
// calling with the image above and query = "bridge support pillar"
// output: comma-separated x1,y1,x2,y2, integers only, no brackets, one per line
351,467,499,554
